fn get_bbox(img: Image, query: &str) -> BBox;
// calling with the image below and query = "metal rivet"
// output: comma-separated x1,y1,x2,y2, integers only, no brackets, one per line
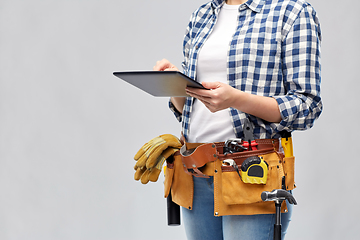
192,164,196,168
284,209,288,213
215,212,219,216
189,206,192,210
212,144,215,148
213,154,217,158
215,169,218,173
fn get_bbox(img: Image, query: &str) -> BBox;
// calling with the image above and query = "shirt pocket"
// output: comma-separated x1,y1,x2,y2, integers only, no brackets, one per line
240,38,281,94
244,38,280,65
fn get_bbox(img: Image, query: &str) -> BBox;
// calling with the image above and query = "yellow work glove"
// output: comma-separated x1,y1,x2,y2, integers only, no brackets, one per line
134,134,181,184
134,147,178,184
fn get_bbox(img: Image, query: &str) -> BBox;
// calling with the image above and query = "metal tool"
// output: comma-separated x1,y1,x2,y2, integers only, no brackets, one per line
223,138,247,155
261,189,297,240
243,119,258,150
222,159,241,178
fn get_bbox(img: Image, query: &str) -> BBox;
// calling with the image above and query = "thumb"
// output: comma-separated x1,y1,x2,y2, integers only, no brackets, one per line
201,81,221,90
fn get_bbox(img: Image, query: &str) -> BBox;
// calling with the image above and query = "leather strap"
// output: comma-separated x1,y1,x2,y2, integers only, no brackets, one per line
180,139,280,178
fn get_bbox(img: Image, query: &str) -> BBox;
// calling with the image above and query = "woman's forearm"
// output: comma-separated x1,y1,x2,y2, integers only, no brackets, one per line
185,82,282,123
231,89,282,123
170,97,186,114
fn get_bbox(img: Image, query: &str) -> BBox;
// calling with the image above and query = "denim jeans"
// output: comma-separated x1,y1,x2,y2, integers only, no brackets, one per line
182,176,293,240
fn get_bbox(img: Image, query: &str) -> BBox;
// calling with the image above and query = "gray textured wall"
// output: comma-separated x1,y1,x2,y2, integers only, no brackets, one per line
0,0,358,239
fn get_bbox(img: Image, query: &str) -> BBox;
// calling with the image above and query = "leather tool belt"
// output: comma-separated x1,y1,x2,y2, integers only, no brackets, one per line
164,138,296,216
179,139,280,178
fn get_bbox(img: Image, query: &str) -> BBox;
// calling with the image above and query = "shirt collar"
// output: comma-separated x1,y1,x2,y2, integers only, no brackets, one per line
211,0,225,10
211,0,265,13
245,0,265,13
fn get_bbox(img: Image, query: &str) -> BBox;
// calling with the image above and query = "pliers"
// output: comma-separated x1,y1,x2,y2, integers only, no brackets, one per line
223,138,247,155
243,119,258,151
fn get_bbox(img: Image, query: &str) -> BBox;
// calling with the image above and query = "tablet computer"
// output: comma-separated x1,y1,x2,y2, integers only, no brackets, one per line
113,71,207,97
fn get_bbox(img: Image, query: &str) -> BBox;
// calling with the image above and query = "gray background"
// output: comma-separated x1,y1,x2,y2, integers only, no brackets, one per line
0,0,358,239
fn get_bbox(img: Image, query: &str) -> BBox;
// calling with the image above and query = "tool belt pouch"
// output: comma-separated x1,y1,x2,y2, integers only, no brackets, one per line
214,147,292,216
164,143,217,210
282,156,296,190
218,150,284,205
164,153,194,210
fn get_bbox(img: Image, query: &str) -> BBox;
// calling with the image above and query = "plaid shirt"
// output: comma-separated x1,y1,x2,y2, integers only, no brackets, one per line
170,0,322,141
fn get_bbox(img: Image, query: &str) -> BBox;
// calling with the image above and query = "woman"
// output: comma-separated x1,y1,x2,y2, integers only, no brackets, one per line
154,0,322,239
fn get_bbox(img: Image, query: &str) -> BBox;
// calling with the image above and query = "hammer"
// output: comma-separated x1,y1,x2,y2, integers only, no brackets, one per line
261,189,297,240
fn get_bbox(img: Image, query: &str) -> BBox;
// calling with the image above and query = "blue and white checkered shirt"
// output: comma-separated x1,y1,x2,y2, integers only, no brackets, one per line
169,0,322,141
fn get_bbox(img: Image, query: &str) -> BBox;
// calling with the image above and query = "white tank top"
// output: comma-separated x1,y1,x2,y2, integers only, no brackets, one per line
188,3,240,143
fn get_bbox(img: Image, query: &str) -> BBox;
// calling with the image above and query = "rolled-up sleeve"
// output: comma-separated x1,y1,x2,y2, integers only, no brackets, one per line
273,4,322,132
169,100,182,122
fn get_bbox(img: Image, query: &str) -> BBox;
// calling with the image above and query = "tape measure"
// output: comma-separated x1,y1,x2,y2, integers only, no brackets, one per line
240,156,268,184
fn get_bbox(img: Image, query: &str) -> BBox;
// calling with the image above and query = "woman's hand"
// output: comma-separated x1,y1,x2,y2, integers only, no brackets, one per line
153,59,179,72
186,81,282,123
153,59,185,113
186,81,238,113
